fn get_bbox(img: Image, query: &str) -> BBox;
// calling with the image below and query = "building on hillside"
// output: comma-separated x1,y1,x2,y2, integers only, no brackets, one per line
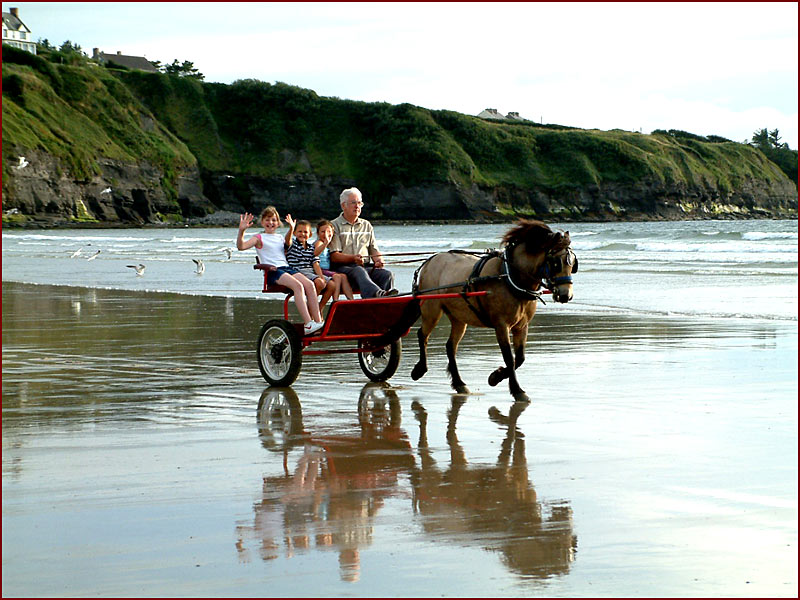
92,48,158,72
2,7,36,55
477,108,506,121
477,108,527,122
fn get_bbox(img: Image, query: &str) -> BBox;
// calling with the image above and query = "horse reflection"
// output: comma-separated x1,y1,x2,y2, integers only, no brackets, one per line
410,397,577,579
237,384,414,582
241,386,576,583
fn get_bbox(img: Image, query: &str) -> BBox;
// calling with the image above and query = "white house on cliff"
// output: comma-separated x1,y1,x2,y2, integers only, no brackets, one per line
477,108,527,122
2,7,36,55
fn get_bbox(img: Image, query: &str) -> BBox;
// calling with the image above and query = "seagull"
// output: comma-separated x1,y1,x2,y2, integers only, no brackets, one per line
100,187,112,195
15,156,29,170
70,248,83,258
222,248,232,260
127,264,146,276
86,250,101,261
193,258,205,274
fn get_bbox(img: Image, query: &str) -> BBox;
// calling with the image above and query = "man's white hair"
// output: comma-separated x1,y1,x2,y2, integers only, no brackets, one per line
339,187,362,206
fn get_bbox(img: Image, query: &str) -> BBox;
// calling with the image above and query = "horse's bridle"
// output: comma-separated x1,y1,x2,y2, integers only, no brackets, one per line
538,246,578,286
503,243,578,298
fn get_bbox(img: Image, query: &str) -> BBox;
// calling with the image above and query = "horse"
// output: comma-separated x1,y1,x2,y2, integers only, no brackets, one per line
410,219,578,402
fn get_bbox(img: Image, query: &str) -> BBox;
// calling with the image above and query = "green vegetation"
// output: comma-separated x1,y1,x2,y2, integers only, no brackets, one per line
1,45,195,187
2,43,796,217
749,128,797,185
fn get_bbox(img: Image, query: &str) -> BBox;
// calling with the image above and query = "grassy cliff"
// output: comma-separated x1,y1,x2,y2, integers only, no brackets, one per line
2,46,796,222
1,46,195,190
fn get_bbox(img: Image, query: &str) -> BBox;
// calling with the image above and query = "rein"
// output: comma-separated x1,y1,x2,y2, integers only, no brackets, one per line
412,247,550,327
412,242,576,311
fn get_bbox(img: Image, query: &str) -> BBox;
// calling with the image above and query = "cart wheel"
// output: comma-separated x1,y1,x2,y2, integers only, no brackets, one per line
358,338,401,382
257,319,302,386
257,387,303,450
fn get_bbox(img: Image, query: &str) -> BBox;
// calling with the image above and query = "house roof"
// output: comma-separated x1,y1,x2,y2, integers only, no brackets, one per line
2,11,31,33
477,108,507,121
95,50,158,72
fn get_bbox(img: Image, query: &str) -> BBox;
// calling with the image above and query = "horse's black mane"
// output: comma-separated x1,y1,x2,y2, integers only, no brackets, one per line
502,219,566,252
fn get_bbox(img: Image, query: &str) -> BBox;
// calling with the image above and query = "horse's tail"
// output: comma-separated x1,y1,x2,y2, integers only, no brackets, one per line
367,298,422,349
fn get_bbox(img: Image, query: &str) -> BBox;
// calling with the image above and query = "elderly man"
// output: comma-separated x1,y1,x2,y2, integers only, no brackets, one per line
329,187,397,298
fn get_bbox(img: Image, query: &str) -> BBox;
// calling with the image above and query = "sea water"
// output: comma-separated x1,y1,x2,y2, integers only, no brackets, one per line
2,220,797,321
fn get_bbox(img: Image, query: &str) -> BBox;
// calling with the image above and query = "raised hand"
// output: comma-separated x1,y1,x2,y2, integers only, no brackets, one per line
239,212,254,231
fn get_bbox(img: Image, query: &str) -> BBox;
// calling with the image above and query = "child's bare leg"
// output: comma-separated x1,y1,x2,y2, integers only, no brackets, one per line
295,274,322,322
336,274,354,300
277,273,311,323
320,280,336,309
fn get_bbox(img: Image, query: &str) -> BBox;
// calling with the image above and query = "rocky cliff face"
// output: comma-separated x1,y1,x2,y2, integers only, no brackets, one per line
3,150,797,226
3,149,212,226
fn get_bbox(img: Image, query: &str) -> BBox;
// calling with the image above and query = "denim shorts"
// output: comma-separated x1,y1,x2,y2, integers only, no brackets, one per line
267,265,300,286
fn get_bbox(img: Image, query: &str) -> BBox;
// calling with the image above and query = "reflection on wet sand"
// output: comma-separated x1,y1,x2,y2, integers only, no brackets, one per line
239,384,414,581
238,384,576,582
411,397,577,579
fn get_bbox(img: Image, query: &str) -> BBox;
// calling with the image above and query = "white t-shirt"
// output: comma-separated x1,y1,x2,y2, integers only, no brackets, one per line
255,233,289,267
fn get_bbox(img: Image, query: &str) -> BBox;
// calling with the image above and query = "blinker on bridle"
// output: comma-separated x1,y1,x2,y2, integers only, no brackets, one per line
540,247,578,286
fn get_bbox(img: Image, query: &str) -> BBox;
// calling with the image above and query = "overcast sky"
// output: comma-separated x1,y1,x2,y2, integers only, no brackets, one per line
4,2,798,148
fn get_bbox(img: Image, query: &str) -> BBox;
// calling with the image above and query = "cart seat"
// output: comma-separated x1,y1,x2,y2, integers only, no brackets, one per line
254,259,361,296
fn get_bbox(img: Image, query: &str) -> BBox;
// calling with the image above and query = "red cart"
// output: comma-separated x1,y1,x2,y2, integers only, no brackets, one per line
254,263,486,386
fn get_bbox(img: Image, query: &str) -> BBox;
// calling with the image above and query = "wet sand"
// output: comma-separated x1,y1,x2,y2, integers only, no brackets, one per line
2,282,797,597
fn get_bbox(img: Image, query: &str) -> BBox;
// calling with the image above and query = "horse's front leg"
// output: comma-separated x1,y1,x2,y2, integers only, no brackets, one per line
488,321,527,388
445,320,469,394
489,325,528,402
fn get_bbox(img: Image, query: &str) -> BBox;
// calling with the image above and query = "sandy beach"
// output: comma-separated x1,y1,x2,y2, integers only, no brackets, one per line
2,281,796,597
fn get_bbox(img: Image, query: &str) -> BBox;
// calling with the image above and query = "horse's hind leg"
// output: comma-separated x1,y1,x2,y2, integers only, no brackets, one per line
490,325,528,402
445,319,469,394
411,308,442,381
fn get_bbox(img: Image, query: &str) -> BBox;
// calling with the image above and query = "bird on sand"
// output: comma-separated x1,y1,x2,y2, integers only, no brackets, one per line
193,259,205,274
86,250,101,261
15,156,29,170
100,187,112,195
127,264,146,276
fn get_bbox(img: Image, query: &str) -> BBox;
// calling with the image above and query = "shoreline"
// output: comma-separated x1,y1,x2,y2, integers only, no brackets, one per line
3,211,796,230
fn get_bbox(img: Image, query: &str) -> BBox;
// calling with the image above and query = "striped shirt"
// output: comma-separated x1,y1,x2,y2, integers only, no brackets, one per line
285,238,318,269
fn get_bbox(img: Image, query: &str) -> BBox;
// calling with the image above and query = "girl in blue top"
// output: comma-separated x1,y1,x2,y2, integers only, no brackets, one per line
315,220,354,301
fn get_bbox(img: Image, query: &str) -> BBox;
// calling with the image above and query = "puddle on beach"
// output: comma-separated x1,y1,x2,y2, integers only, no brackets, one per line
2,283,797,597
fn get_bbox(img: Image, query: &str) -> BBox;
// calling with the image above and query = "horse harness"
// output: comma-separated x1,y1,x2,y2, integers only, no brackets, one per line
411,244,578,328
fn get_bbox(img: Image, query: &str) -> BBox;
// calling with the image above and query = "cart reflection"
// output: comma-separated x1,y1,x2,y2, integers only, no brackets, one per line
237,384,576,582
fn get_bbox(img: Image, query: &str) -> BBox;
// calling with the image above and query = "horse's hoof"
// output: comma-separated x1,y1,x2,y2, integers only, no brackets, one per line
410,364,426,381
454,384,470,394
488,369,505,387
513,391,530,404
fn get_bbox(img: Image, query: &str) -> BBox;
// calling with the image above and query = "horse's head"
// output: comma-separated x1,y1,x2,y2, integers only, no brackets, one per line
542,232,578,303
502,220,578,303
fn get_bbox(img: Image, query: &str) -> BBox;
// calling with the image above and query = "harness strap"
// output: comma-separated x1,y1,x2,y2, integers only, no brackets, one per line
460,251,501,327
503,245,544,301
412,248,546,326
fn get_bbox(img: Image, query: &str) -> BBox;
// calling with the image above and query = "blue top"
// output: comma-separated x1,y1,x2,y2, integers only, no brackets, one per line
318,246,331,269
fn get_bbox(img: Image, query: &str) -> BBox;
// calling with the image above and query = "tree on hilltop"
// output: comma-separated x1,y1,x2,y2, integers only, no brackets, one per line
161,59,204,80
751,127,789,150
751,128,797,184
